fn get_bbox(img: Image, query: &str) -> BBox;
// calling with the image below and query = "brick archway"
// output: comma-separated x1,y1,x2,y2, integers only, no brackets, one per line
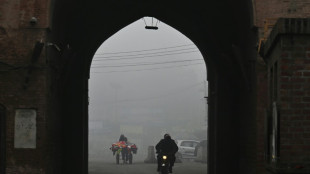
48,1,257,173
2,0,310,173
0,0,256,173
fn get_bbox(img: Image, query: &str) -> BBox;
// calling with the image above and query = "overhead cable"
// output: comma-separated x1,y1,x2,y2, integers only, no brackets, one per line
95,44,195,55
91,59,204,68
93,50,200,62
90,62,204,74
93,47,198,59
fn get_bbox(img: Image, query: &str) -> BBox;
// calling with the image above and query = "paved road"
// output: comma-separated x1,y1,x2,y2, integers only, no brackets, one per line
89,160,207,174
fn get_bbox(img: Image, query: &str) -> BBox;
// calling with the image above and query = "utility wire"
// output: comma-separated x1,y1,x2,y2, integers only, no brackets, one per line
95,44,195,55
92,58,203,67
91,62,204,74
93,47,198,59
92,50,200,62
91,59,203,68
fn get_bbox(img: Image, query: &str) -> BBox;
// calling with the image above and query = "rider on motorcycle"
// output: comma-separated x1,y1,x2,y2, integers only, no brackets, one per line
119,134,126,141
121,137,128,161
155,133,179,173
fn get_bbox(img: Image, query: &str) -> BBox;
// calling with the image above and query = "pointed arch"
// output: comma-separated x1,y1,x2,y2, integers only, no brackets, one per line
50,1,256,173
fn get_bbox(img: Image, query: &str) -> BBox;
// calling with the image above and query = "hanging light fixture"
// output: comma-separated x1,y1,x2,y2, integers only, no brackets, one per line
143,17,159,30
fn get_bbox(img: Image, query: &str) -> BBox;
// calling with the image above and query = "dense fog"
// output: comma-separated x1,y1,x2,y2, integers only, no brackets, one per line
89,17,207,162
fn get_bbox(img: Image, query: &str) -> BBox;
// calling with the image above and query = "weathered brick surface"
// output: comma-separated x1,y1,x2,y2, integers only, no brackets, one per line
263,29,310,173
254,0,310,28
254,0,310,53
279,35,310,166
0,0,51,173
1,1,310,174
0,0,49,28
254,1,310,173
0,37,48,173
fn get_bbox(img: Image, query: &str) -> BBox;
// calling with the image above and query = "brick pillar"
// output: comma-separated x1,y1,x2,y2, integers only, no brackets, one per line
261,18,310,174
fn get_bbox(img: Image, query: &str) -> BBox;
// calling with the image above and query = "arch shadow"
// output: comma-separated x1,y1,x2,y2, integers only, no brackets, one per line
49,1,257,173
0,104,6,174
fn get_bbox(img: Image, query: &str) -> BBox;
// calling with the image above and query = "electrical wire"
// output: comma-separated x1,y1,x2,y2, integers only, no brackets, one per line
91,62,204,74
90,44,205,73
92,50,200,62
93,47,198,59
91,59,203,68
95,44,195,55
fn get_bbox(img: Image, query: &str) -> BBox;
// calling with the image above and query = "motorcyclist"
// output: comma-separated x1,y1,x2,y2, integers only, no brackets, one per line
155,133,178,173
121,137,129,162
119,134,126,141
118,134,129,161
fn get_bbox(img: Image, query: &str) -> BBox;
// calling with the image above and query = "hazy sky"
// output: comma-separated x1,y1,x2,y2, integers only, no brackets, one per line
88,17,208,160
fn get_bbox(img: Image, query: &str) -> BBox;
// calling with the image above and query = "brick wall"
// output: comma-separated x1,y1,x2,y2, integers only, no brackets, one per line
0,0,50,173
254,0,310,28
278,35,310,168
0,0,49,28
1,1,310,174
253,1,310,173
262,18,310,173
0,33,48,173
254,0,310,51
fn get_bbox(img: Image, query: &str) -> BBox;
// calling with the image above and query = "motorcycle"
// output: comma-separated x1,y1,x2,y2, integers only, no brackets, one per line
115,147,122,164
158,153,170,174
111,141,127,164
124,143,137,164
126,145,133,164
110,141,137,165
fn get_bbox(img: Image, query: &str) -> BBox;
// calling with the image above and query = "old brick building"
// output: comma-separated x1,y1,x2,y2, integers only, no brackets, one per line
259,18,310,173
0,0,310,174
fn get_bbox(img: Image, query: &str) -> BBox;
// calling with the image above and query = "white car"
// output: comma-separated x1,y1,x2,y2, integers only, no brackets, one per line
175,140,200,159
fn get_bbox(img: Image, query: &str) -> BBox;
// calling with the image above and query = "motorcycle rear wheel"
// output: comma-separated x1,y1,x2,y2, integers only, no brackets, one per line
116,154,120,164
128,153,133,164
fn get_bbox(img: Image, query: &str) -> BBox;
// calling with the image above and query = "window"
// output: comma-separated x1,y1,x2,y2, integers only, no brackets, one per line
181,141,193,147
266,61,279,163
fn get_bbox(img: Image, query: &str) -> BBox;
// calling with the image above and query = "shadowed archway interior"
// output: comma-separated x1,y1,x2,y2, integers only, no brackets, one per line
0,104,6,174
49,1,257,173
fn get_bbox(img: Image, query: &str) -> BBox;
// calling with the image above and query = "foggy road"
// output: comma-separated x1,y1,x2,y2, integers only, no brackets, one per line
89,160,207,174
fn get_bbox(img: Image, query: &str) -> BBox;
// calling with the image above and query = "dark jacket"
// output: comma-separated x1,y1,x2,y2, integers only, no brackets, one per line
119,135,126,142
155,137,178,154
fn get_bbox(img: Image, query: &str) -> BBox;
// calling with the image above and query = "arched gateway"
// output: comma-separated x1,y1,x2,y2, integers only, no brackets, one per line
49,1,256,173
1,0,258,174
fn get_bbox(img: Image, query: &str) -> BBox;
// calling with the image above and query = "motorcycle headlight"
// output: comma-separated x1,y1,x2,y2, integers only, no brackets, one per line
162,155,167,160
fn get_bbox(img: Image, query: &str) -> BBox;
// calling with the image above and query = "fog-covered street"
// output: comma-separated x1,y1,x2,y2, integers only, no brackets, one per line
88,16,208,174
89,160,207,174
